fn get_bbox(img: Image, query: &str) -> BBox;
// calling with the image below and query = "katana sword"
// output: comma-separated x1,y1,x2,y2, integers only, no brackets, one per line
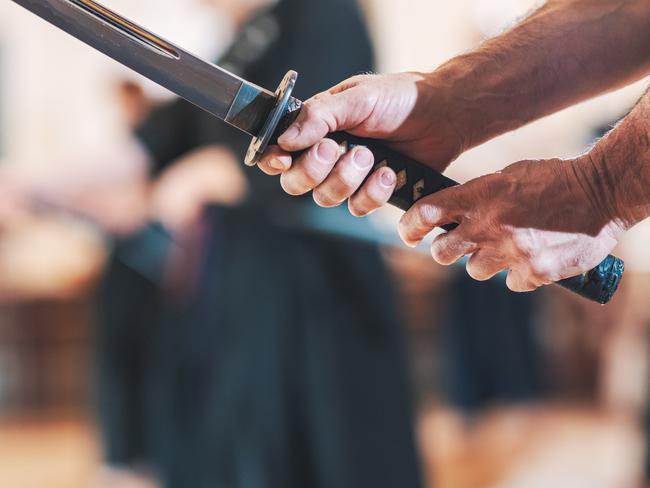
10,0,625,304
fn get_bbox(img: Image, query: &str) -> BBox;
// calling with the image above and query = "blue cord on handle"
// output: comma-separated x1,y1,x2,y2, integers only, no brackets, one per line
558,255,624,304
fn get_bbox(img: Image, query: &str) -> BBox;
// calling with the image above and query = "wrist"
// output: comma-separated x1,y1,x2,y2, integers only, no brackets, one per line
421,63,475,150
573,149,650,233
571,92,650,233
388,70,469,169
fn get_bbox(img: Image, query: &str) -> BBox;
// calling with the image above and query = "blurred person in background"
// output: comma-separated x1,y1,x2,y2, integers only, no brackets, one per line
439,270,542,416
94,0,422,487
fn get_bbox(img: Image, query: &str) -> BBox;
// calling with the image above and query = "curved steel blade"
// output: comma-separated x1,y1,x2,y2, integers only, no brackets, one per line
11,0,276,136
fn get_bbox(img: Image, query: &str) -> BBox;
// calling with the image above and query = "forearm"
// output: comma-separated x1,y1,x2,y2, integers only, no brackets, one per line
423,0,650,151
577,89,650,230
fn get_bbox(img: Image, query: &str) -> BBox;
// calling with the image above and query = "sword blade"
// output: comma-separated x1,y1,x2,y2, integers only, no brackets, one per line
11,0,277,136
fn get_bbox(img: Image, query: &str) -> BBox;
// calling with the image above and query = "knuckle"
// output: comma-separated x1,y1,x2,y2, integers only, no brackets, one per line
303,99,327,122
348,197,373,217
257,163,275,176
565,251,597,276
401,204,437,243
327,171,361,203
354,90,377,118
302,98,319,112
335,168,363,194
302,164,328,187
348,74,372,85
507,267,540,292
348,199,370,217
348,184,386,217
466,261,487,281
313,187,343,208
280,174,308,196
511,230,534,258
310,91,329,102
506,273,524,292
414,203,437,228
565,253,585,271
363,186,386,209
431,240,453,265
280,181,302,196
528,256,554,280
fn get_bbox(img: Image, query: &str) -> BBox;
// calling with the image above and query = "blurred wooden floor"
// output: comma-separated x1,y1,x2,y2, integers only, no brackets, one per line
0,416,99,488
0,405,644,488
421,405,644,488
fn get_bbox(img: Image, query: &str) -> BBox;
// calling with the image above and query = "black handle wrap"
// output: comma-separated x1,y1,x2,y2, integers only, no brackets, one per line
271,109,625,305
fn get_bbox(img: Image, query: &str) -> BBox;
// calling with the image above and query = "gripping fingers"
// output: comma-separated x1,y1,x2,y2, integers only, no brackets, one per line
430,230,477,265
348,166,397,216
277,86,377,152
313,146,375,208
505,268,546,293
466,250,508,281
399,188,466,247
280,139,340,196
258,145,293,176
278,93,345,151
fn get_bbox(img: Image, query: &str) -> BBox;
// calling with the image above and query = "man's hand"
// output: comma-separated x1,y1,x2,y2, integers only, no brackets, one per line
399,157,625,292
257,73,467,216
402,82,650,292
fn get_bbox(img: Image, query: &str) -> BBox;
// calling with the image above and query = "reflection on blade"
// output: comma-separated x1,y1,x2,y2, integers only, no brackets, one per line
66,0,180,59
11,0,276,136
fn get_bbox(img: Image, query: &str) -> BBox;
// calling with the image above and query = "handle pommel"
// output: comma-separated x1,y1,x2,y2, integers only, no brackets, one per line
558,255,624,304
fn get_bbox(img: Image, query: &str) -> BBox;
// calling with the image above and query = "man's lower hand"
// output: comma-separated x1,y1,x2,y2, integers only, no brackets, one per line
398,157,626,292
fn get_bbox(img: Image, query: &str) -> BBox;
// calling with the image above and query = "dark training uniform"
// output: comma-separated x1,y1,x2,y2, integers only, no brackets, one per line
95,1,422,487
440,271,542,414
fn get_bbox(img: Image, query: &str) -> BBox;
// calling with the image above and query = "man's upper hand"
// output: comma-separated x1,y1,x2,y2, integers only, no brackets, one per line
257,72,465,216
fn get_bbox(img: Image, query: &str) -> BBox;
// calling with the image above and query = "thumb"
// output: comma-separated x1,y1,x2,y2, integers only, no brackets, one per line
278,87,373,152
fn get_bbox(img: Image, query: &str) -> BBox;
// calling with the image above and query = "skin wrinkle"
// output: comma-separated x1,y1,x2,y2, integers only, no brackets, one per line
449,0,650,151
590,92,650,229
568,159,610,235
348,168,395,216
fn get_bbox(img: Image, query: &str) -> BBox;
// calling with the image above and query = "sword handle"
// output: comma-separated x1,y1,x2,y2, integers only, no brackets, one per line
324,133,624,305
261,73,625,304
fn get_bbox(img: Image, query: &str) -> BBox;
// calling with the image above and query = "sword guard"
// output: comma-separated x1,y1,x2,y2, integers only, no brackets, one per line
245,70,300,166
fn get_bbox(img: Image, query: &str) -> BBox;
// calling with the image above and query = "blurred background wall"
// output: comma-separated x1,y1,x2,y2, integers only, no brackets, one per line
0,1,649,488
2,0,649,264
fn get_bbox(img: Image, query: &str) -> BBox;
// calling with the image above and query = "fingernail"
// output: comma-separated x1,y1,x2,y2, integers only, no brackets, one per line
269,158,286,170
279,125,300,144
380,170,396,187
352,148,373,170
316,140,339,163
